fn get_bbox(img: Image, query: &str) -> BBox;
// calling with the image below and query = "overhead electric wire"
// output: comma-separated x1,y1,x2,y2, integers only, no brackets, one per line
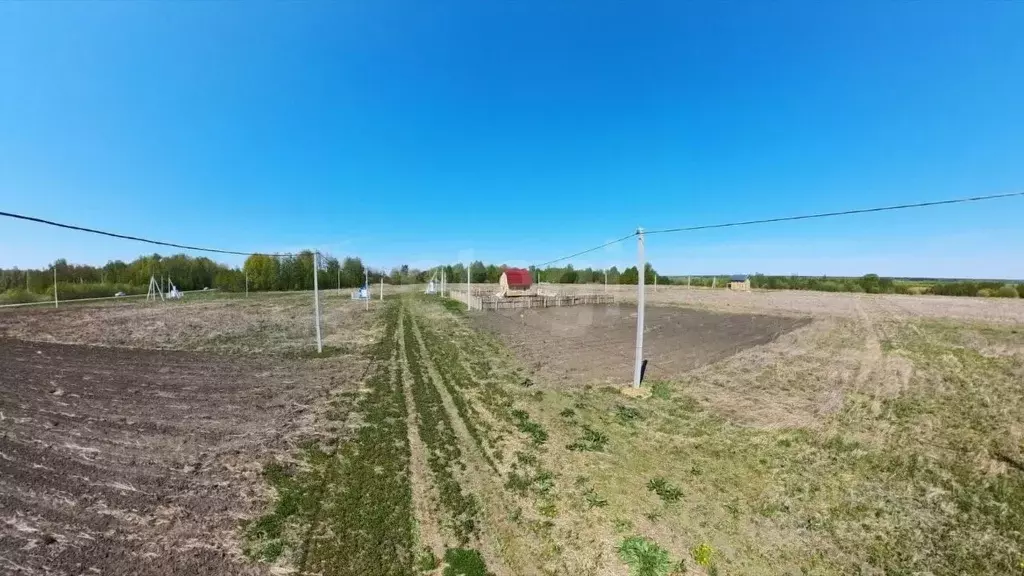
536,232,638,268
643,191,1024,236
0,211,290,256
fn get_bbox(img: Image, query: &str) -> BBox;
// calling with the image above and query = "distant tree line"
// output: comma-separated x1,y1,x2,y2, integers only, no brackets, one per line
434,262,666,286
3,253,1021,303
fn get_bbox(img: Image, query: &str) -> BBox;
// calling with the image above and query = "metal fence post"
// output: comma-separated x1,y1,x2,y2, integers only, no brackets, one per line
633,228,645,387
313,251,323,354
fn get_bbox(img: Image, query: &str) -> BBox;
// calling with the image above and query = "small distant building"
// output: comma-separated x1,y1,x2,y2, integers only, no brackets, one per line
498,268,533,298
728,274,750,291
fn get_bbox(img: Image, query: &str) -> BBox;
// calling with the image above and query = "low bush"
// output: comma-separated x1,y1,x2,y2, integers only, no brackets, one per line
995,285,1019,298
0,289,43,305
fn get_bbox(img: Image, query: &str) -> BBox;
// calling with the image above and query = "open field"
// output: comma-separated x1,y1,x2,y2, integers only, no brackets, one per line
2,288,1023,575
550,283,1024,324
0,292,382,355
470,304,810,387
0,294,375,575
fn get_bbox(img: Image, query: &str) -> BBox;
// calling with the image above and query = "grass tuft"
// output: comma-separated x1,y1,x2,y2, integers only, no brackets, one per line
618,536,673,576
567,425,609,452
646,477,683,503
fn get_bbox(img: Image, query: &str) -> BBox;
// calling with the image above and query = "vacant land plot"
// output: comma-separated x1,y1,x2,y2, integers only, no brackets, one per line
0,292,378,355
471,304,810,386
557,283,1024,324
0,339,351,575
4,289,1022,575
0,294,372,575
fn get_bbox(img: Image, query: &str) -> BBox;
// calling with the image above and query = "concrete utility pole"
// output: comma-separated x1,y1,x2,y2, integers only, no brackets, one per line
380,276,383,301
466,262,471,310
633,228,646,388
245,272,249,298
337,268,341,295
53,268,58,309
604,269,608,293
365,270,369,311
312,251,323,354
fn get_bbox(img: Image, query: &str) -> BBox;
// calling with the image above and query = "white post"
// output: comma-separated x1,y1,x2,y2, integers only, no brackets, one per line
604,269,608,293
245,272,249,298
466,262,471,310
380,276,383,300
337,268,341,295
312,251,323,354
365,270,369,310
633,228,646,388
687,276,691,289
654,274,657,293
53,267,58,309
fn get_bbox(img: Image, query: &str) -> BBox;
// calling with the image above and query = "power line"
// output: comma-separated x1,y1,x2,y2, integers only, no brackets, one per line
536,232,638,268
0,211,290,257
644,191,1024,235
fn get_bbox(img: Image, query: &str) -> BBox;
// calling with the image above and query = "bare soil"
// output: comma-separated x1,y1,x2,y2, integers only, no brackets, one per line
0,293,378,355
0,336,359,575
469,304,810,387
553,284,1024,323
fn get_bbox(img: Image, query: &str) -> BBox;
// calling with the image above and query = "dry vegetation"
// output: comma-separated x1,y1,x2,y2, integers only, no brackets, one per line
553,282,1024,324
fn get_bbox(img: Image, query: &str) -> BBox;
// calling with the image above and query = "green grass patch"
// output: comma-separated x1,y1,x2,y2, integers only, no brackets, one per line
443,548,493,576
403,306,480,544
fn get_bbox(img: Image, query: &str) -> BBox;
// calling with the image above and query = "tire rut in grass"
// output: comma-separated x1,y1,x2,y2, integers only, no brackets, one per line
245,301,417,575
401,304,481,545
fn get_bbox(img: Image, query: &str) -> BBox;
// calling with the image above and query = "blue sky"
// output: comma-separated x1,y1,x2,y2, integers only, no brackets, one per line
1,2,1022,278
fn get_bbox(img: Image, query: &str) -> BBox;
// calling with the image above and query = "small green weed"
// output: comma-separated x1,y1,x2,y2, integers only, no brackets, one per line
647,477,683,503
510,408,549,445
618,536,673,576
584,490,609,508
567,425,609,452
560,407,577,419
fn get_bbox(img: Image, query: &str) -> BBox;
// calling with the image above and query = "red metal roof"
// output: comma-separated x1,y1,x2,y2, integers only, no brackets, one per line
503,268,532,288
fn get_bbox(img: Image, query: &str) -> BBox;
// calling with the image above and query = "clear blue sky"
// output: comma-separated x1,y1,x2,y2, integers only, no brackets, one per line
1,2,1022,278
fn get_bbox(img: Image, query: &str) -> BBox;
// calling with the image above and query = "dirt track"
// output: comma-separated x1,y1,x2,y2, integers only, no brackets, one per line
470,304,810,386
0,338,343,575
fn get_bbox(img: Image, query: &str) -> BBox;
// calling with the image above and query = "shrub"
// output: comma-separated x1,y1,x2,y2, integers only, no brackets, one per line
0,289,43,305
995,285,1019,298
978,288,993,297
618,536,673,576
1019,284,1024,298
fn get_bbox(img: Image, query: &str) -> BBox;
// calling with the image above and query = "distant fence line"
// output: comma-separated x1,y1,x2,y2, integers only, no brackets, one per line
447,287,614,311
